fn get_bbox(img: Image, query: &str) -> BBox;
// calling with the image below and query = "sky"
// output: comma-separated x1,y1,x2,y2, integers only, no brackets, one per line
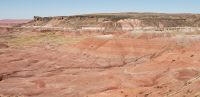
0,0,200,19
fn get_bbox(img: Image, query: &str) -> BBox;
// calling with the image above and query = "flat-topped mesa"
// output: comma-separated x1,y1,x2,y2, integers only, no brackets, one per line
34,16,49,21
33,16,68,21
25,13,200,32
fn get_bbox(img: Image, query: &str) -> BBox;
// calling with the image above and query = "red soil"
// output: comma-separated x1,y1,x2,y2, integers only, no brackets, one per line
0,32,200,97
0,19,31,26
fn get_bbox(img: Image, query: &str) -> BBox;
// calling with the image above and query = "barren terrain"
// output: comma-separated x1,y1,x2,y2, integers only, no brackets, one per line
1,13,200,97
0,19,30,26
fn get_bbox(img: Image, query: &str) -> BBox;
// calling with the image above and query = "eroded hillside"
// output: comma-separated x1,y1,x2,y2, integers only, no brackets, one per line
1,13,200,97
24,13,200,32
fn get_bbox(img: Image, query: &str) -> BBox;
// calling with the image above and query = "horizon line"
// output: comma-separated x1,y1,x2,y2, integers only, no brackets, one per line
1,11,200,20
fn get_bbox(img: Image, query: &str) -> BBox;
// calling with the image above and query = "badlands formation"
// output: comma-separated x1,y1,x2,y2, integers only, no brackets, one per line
0,13,200,97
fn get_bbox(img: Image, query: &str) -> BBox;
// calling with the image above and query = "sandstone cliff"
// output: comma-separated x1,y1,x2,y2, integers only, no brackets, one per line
24,13,200,32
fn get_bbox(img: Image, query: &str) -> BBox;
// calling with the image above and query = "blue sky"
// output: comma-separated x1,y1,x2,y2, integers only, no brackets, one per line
0,0,200,19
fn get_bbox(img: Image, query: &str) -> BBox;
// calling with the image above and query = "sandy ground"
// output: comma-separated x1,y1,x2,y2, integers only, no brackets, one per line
1,31,200,97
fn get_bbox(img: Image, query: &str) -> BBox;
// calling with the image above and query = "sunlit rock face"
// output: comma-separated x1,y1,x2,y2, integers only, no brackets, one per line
22,13,200,33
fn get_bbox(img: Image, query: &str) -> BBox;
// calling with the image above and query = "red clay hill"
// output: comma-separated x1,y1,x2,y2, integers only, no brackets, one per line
0,13,200,97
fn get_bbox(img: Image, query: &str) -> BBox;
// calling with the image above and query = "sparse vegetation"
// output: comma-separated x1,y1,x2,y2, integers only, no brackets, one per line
0,32,85,47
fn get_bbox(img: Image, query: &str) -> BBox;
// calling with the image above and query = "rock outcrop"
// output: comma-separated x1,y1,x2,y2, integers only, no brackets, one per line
24,13,200,32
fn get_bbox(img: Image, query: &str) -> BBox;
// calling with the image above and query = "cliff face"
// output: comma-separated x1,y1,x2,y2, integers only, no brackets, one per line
24,13,200,32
